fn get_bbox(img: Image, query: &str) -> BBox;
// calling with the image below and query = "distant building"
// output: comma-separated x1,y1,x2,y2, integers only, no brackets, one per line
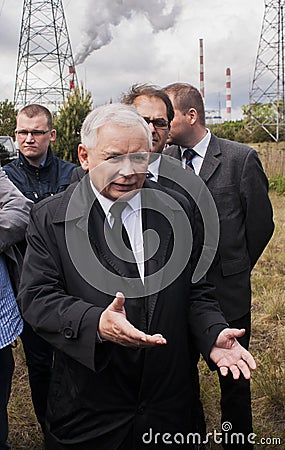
205,110,223,125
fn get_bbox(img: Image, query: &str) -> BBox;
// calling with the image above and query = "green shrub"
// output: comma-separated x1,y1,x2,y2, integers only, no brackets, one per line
268,176,285,194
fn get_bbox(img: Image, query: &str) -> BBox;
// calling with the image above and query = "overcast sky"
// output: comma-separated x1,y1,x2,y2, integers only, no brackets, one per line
0,0,264,120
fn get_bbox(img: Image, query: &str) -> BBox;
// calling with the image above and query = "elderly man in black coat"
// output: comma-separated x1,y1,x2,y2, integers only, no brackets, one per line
18,103,256,450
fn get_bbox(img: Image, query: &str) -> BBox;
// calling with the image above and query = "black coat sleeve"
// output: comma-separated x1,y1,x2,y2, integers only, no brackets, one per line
17,202,112,372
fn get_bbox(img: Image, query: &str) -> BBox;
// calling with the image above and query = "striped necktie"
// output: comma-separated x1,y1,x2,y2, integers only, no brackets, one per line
183,148,196,171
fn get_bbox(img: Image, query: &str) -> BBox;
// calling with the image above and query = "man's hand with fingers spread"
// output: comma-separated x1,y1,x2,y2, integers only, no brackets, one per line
98,292,167,348
210,328,256,379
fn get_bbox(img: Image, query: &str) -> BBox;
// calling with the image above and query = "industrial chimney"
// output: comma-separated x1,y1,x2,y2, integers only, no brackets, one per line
199,38,205,102
226,67,232,121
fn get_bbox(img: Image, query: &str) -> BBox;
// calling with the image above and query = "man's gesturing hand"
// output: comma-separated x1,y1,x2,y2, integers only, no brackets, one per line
98,292,167,348
210,328,256,379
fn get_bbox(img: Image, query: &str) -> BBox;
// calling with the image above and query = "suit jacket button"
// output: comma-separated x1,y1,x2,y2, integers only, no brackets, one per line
138,406,145,415
64,327,74,339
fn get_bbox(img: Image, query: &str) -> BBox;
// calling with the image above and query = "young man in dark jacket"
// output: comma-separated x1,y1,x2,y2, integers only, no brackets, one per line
4,104,75,202
4,104,76,431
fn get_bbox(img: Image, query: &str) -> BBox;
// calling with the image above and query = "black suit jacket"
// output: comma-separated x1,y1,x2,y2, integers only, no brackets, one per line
18,177,228,448
164,134,274,321
70,165,86,183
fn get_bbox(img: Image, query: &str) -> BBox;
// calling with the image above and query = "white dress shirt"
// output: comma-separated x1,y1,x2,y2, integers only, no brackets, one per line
148,155,161,182
90,180,144,282
180,129,211,174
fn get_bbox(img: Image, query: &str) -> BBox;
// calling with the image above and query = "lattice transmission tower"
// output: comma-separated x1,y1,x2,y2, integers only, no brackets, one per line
14,0,78,111
249,0,285,141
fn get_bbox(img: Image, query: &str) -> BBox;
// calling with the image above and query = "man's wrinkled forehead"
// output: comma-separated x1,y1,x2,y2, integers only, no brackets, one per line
95,123,151,150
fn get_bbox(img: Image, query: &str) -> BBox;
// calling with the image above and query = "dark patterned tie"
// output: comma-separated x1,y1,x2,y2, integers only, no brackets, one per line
109,201,144,329
183,148,196,171
109,201,129,248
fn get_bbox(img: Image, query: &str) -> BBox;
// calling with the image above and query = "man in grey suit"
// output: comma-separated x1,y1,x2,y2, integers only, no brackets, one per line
163,82,274,449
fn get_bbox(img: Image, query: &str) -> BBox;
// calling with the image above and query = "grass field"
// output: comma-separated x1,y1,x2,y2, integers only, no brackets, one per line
7,191,285,450
199,190,285,449
250,142,285,178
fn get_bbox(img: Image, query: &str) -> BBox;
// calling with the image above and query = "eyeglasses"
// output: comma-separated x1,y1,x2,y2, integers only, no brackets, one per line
15,129,51,137
142,117,169,130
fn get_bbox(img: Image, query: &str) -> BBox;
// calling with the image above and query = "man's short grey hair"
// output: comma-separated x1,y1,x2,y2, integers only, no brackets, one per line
80,103,152,150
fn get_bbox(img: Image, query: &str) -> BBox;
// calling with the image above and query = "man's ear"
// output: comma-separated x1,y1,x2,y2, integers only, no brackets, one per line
185,108,198,126
78,144,89,170
50,129,57,143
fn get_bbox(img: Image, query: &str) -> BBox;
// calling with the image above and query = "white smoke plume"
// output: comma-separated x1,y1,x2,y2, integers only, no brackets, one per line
74,0,182,65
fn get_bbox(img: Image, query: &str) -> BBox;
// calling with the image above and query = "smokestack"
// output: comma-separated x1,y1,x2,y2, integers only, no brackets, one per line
226,67,232,121
69,66,75,90
199,38,205,102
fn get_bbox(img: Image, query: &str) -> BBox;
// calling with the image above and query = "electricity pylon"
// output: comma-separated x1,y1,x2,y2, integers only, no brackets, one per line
249,0,285,141
14,0,78,111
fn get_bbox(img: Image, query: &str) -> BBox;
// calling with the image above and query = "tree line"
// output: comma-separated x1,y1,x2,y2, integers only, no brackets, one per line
0,90,284,165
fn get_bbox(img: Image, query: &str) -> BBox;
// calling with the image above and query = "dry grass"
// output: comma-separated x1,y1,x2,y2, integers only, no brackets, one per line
250,142,285,178
7,192,285,450
8,344,43,449
200,191,285,449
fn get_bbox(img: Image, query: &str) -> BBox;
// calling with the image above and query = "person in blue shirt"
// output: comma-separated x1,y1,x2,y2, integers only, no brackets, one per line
0,168,32,450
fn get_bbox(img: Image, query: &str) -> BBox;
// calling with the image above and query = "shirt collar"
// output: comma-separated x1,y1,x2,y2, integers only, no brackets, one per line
39,157,47,167
148,154,161,182
180,128,211,159
89,179,141,220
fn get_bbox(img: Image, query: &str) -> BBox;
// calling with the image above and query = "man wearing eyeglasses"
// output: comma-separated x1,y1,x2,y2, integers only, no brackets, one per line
121,84,210,446
71,84,173,183
121,84,206,200
121,84,172,181
3,104,76,433
4,104,76,203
